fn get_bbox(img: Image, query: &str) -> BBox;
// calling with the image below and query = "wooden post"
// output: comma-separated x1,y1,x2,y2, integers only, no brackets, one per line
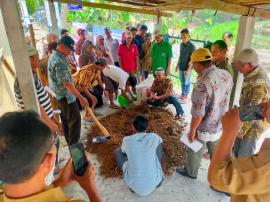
29,24,36,48
154,10,162,32
48,0,59,35
0,0,39,112
232,16,256,106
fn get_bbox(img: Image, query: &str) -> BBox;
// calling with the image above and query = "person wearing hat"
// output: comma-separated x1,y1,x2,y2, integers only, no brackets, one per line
75,28,87,55
141,33,153,79
150,30,172,76
118,30,139,95
48,36,89,145
14,44,62,170
149,68,184,119
233,48,270,157
122,22,132,42
61,28,69,37
177,48,233,179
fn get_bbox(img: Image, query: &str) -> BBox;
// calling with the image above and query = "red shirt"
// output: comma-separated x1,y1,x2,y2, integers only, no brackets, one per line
118,43,139,73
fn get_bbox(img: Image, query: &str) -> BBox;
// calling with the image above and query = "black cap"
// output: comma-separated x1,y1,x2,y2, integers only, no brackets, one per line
95,57,107,66
130,27,137,32
140,24,148,31
61,28,68,35
59,35,75,51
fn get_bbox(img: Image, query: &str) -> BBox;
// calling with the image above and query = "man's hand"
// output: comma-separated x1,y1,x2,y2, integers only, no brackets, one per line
221,108,242,139
185,69,190,78
261,102,270,123
53,158,74,187
151,94,158,100
79,96,89,108
188,130,196,143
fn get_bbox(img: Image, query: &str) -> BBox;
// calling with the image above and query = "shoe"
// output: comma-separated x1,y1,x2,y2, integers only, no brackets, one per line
176,166,197,179
210,186,230,197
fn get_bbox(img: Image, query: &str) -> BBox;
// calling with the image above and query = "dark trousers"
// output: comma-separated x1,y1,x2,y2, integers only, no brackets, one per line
149,96,184,116
114,143,164,170
58,98,81,145
77,86,104,109
77,92,94,110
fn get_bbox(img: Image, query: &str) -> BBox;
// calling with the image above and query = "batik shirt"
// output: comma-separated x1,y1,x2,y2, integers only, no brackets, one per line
240,66,270,138
191,66,233,140
48,51,76,104
151,78,173,96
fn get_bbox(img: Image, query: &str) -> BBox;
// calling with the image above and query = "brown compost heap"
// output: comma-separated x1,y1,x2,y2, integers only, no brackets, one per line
86,104,186,178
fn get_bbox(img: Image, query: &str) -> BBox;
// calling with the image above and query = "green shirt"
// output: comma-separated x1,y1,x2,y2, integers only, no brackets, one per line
150,40,172,75
216,59,234,81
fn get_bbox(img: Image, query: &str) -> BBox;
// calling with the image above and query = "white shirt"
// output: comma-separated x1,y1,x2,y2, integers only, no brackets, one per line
102,65,129,90
105,37,119,63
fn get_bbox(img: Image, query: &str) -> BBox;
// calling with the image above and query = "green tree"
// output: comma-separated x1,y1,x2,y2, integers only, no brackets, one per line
25,0,39,15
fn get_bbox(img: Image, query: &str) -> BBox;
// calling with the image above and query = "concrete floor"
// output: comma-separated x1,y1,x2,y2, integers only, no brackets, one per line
58,100,230,202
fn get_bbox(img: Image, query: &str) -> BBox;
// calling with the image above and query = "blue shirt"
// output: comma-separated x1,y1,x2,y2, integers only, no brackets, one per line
135,35,145,59
121,133,163,196
48,51,76,104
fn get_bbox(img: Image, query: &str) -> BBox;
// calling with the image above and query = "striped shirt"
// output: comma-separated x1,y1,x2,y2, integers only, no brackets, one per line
14,73,53,118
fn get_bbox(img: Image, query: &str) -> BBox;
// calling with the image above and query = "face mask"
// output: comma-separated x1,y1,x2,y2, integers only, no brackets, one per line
45,159,56,186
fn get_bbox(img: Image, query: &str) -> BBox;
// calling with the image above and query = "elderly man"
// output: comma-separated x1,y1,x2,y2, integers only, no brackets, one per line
149,68,184,119
48,36,89,145
0,111,102,202
177,48,233,179
104,27,119,67
151,30,172,76
234,48,270,157
208,105,270,202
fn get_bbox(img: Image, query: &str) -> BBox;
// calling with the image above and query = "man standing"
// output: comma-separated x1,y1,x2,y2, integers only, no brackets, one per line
234,49,270,157
135,24,148,60
141,33,153,79
75,28,87,55
222,32,235,64
177,48,233,179
175,29,195,101
48,36,89,145
104,27,119,67
151,30,172,76
149,68,184,119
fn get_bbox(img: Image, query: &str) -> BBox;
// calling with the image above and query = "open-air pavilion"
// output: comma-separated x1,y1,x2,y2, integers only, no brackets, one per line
1,1,270,201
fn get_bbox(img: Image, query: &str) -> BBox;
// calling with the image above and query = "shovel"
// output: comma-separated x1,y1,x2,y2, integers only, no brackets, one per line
84,107,111,144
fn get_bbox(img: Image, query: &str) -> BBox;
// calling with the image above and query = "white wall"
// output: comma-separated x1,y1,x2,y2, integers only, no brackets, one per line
0,10,17,115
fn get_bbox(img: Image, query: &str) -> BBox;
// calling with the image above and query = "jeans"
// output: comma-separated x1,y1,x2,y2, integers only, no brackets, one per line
186,140,218,178
148,96,184,116
114,143,164,170
180,70,192,97
57,98,81,145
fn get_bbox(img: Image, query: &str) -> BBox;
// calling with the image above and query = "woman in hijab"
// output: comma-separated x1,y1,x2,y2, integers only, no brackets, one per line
78,40,96,68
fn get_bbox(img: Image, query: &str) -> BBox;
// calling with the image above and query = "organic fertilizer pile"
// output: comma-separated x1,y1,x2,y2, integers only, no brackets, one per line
86,104,186,178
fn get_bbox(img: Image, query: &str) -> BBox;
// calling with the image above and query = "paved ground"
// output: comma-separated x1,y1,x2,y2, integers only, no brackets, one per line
58,100,230,202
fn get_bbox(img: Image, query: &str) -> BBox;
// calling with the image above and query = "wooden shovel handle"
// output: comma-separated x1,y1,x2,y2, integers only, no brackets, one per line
85,107,110,137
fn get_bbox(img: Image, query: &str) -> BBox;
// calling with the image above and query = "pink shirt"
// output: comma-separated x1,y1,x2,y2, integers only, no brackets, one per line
118,43,139,73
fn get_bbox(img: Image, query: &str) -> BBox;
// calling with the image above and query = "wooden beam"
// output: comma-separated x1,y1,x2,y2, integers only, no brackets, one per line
54,0,172,17
157,0,270,19
104,0,156,7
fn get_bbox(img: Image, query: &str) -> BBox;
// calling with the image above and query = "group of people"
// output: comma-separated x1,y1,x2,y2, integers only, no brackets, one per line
1,21,270,202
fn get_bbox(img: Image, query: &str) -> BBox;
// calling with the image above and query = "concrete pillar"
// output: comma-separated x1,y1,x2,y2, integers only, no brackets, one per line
0,0,39,112
48,0,59,35
232,16,255,106
61,3,68,29
154,12,162,32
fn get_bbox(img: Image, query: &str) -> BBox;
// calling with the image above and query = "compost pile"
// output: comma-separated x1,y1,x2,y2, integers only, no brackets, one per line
86,104,186,178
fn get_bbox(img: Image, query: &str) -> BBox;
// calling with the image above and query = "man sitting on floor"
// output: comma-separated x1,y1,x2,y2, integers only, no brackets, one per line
149,68,184,120
0,111,102,202
114,115,164,196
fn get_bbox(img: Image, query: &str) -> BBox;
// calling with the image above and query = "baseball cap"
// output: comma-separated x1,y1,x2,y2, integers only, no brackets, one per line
59,36,75,51
60,28,68,35
25,44,38,57
154,30,162,37
145,33,152,37
191,48,213,63
237,48,259,66
95,57,107,66
125,31,132,38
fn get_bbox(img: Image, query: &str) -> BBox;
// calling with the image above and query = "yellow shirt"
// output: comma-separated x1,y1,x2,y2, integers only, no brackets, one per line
1,186,86,202
210,149,270,202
